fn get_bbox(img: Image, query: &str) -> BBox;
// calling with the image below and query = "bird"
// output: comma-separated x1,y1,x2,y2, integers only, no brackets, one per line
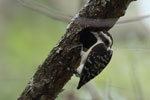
77,31,113,89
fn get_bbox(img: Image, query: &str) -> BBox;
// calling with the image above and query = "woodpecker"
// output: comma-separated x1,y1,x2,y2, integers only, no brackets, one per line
77,31,113,89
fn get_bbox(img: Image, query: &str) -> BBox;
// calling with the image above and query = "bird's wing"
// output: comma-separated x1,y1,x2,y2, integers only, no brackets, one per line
77,43,113,89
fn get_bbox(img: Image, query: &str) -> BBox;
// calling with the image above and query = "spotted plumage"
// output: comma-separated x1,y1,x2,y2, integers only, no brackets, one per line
77,31,113,89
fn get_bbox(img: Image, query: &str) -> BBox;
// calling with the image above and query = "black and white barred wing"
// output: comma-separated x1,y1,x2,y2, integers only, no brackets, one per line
77,43,113,89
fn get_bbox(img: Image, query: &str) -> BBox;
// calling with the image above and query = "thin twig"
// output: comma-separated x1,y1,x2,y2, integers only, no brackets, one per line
107,80,114,100
86,82,102,100
17,0,150,25
66,92,76,100
17,0,71,22
78,0,86,10
130,57,144,100
117,15,150,24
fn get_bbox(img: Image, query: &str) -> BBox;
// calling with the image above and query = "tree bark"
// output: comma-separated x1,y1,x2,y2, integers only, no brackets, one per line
18,0,136,100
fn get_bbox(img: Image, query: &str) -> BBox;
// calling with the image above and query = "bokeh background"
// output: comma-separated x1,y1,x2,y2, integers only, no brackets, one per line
0,0,150,100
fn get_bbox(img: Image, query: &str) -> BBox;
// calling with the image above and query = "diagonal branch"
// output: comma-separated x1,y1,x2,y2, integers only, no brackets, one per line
18,0,136,100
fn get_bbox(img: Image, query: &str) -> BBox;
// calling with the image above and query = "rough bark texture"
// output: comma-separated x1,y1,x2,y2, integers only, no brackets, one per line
18,0,136,100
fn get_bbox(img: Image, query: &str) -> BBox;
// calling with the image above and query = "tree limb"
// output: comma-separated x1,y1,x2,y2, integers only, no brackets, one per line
18,0,136,100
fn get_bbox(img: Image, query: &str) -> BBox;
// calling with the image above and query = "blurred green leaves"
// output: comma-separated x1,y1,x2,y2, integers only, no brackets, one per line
0,7,66,99
0,1,150,100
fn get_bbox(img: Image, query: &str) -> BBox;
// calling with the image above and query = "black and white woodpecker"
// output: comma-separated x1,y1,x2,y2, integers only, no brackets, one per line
76,31,113,89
